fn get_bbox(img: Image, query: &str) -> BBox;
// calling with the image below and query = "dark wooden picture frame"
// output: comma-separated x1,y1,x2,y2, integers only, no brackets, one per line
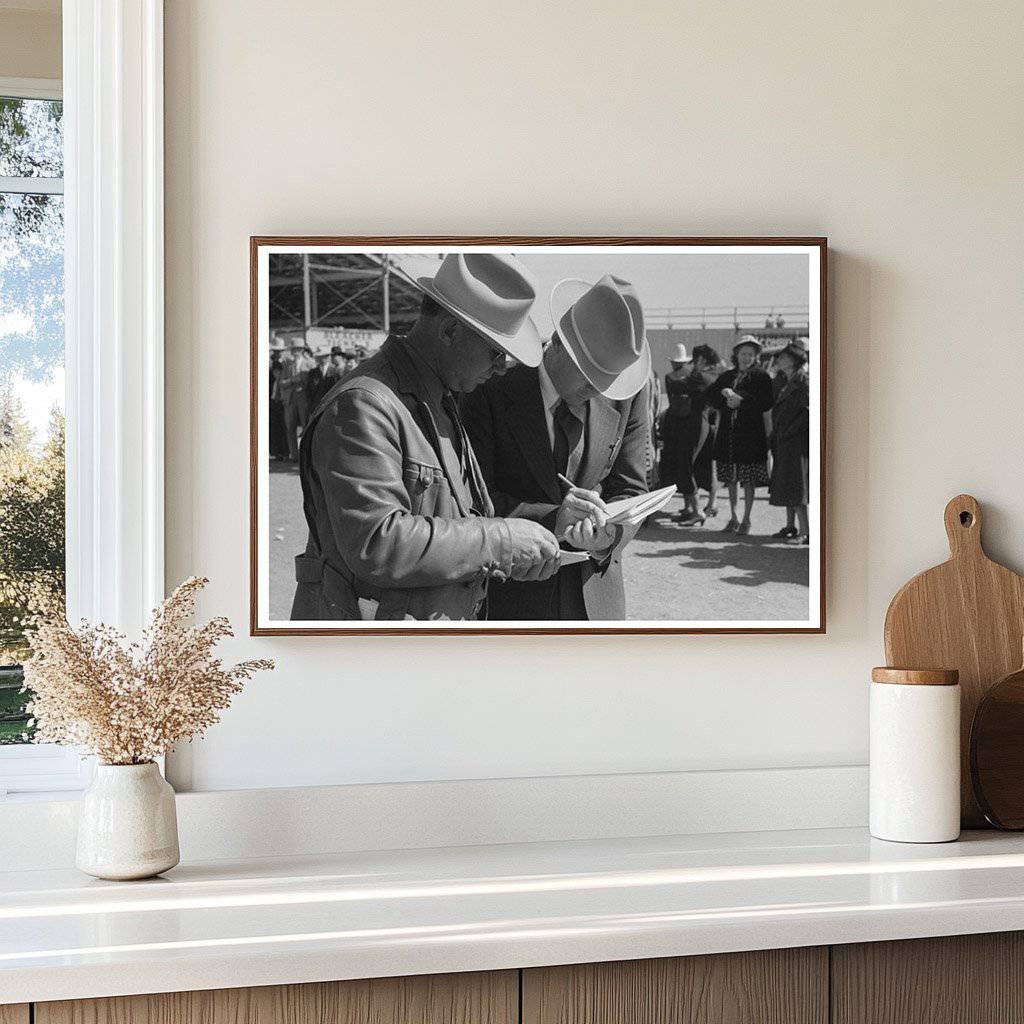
250,236,827,636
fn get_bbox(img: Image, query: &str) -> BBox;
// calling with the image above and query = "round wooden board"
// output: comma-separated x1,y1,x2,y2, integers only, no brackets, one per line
971,665,1024,829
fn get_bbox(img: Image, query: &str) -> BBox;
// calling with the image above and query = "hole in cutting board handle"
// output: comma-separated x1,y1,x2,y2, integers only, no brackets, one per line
944,494,983,555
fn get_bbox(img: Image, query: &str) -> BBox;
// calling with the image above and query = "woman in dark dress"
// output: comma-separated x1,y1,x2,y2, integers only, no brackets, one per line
268,349,289,460
769,338,811,545
661,344,700,520
662,344,724,525
708,335,774,534
689,345,723,522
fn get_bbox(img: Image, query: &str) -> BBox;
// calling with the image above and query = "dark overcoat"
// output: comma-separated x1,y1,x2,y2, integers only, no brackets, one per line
769,369,811,507
708,367,774,465
461,364,650,621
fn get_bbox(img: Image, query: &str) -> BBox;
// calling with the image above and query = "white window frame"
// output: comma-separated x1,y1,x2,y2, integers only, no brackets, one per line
0,1,165,800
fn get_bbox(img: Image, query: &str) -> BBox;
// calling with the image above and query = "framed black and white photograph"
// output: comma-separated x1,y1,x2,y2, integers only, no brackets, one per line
250,237,826,635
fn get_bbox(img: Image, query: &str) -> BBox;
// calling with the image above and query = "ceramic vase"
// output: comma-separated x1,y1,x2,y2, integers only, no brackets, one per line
76,762,180,880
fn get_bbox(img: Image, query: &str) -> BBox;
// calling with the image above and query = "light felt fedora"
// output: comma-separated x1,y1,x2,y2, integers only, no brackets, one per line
733,333,763,354
416,253,543,367
670,342,689,364
550,275,651,400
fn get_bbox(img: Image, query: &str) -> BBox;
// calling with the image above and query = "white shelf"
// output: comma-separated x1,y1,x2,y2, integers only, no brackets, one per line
4,827,1024,1004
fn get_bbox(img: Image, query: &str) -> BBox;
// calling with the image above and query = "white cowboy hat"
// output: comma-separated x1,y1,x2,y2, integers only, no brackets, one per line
549,275,651,400
415,253,543,367
670,342,688,363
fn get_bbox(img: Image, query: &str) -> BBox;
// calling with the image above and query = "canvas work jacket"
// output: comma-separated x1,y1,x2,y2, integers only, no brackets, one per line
291,336,515,621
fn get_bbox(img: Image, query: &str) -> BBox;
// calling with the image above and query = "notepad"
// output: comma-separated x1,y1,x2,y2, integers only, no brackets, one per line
555,488,677,570
556,549,593,566
604,485,678,526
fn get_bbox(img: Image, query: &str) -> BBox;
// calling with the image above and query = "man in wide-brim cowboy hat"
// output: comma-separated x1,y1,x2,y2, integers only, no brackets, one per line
462,274,653,621
291,253,562,622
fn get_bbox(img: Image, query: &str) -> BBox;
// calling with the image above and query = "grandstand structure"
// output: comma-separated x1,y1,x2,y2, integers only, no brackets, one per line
268,254,438,347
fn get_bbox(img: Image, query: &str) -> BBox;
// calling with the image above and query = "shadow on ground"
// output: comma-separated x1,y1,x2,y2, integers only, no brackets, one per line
634,514,809,588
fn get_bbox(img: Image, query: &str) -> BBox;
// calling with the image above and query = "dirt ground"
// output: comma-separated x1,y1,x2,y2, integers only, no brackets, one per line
267,464,809,623
622,493,809,621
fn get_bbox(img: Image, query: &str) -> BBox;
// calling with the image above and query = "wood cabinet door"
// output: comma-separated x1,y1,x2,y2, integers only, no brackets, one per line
0,1006,29,1024
35,971,517,1024
523,949,828,1024
833,932,1024,1024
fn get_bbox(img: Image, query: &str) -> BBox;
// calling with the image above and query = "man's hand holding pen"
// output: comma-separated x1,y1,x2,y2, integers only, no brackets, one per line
556,473,617,554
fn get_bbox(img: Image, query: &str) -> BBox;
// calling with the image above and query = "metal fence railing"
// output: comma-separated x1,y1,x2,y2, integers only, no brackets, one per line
645,306,810,331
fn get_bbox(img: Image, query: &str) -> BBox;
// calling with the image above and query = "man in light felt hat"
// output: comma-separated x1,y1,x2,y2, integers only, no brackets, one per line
462,274,652,621
291,253,561,622
277,339,315,461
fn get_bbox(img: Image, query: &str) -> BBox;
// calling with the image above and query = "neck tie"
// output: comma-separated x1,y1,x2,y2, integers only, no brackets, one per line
553,400,585,481
442,393,489,515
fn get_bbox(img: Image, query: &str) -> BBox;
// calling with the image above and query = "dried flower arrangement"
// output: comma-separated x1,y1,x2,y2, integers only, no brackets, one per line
22,577,273,765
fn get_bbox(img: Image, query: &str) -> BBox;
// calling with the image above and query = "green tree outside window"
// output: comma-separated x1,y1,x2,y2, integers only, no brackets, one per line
1,94,65,744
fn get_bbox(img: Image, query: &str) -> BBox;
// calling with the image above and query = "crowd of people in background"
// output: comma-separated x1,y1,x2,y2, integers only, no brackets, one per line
272,329,812,545
269,340,367,462
655,333,811,545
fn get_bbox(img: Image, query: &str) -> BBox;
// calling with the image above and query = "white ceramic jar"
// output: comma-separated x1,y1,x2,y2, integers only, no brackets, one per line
870,667,960,843
76,762,180,880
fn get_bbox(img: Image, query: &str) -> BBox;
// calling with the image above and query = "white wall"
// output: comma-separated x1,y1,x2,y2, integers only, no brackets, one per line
0,3,61,80
164,0,1024,792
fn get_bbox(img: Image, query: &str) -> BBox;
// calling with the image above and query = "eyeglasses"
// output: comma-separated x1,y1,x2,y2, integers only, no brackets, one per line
478,338,512,373
463,323,513,372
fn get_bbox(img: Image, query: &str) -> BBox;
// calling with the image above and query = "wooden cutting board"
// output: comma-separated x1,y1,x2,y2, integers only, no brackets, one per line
884,494,1024,827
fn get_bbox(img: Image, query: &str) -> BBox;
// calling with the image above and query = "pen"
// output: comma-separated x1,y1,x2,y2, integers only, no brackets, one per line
556,473,575,491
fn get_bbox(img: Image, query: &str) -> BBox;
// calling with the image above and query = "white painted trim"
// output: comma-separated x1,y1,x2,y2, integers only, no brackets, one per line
63,0,164,634
0,765,869,870
0,744,93,799
0,76,62,100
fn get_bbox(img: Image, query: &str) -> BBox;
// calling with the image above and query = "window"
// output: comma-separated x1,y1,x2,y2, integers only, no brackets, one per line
1,6,166,799
0,78,85,799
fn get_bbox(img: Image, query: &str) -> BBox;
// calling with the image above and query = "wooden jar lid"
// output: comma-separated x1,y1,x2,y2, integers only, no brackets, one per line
871,667,960,686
